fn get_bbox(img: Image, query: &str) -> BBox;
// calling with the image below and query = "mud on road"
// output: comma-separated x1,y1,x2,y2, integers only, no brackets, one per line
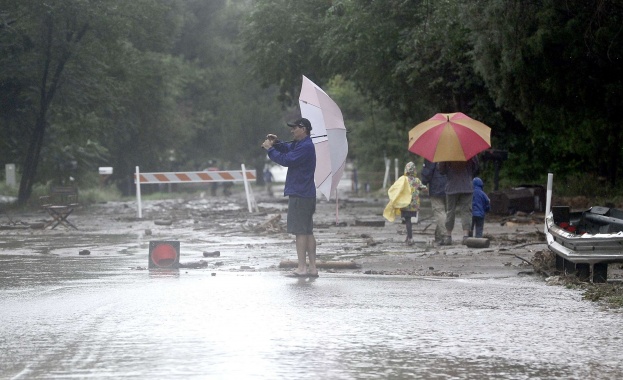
1,190,548,278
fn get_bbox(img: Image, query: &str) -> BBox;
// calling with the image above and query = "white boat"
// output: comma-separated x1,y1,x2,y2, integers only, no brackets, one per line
544,173,623,282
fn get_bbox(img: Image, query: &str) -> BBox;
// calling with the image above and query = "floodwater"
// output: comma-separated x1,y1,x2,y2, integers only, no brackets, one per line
1,253,622,379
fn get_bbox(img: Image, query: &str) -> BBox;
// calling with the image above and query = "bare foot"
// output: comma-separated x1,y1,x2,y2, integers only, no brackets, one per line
292,267,307,276
286,270,308,277
307,269,319,278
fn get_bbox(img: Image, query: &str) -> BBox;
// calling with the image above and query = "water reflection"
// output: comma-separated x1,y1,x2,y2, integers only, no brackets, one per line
148,269,181,279
1,256,622,379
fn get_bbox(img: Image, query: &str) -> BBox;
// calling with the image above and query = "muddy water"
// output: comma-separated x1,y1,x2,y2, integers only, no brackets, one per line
1,253,622,379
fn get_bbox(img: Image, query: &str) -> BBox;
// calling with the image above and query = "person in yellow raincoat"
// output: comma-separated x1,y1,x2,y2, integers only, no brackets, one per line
383,162,426,246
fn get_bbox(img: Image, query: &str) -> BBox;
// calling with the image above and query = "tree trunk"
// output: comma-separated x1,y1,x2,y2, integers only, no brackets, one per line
17,114,47,205
15,15,88,205
17,15,54,206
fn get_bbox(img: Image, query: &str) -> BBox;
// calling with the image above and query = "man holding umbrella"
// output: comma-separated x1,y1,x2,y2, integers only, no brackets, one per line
409,112,491,245
439,157,479,245
261,118,318,278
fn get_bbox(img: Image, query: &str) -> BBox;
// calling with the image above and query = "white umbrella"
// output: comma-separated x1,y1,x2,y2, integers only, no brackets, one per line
298,75,348,201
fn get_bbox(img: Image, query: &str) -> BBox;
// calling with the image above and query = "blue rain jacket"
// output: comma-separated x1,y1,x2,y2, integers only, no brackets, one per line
267,136,316,198
472,177,491,217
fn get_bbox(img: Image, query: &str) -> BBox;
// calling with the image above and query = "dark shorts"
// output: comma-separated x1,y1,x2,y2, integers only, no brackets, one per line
287,196,316,235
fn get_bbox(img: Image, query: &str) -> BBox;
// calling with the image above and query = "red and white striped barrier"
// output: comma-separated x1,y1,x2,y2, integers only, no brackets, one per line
136,170,256,184
134,165,258,218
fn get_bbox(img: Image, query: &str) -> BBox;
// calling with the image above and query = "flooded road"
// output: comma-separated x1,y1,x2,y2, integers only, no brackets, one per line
1,253,622,379
2,193,623,379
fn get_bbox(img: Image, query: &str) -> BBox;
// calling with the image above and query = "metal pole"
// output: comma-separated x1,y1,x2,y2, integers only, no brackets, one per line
545,173,553,233
135,166,142,219
241,164,253,213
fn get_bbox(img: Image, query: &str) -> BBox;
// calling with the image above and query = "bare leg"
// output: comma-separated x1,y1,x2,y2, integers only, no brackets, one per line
306,234,317,275
294,235,308,275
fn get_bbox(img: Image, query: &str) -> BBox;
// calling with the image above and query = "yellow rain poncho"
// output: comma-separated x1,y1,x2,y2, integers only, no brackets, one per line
382,175,412,222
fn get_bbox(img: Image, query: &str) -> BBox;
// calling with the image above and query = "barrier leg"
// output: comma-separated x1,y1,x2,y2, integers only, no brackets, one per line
136,166,142,219
241,164,255,213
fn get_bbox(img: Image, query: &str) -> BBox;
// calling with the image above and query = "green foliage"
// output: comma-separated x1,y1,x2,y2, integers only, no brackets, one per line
468,0,623,184
242,0,333,105
242,0,507,183
171,0,284,171
105,51,200,177
0,0,190,201
241,0,623,190
3,0,623,204
581,282,623,309
77,185,123,204
0,182,18,198
1,0,285,200
322,76,420,192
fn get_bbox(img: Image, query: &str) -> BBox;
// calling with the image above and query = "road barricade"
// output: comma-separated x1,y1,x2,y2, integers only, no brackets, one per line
134,165,257,218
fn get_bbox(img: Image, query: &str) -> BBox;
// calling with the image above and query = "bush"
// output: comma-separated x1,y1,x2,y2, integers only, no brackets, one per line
78,186,123,204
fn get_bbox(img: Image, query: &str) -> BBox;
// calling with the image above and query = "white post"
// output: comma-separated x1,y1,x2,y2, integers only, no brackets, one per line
5,164,16,187
545,173,553,233
241,164,253,213
135,166,143,219
383,157,390,189
394,158,399,181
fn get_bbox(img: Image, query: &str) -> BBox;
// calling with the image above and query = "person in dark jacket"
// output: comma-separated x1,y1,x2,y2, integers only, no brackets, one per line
262,118,318,277
439,156,479,245
471,177,490,238
420,159,448,245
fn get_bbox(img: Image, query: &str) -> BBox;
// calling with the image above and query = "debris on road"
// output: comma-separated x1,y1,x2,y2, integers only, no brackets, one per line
279,260,361,269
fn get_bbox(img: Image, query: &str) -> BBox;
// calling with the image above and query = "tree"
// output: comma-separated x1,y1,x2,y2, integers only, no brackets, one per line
323,76,406,184
468,0,623,184
0,0,184,204
242,0,623,188
172,0,284,173
242,0,333,105
242,0,505,182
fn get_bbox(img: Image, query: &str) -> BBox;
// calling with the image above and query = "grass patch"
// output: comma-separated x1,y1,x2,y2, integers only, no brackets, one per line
0,183,18,197
582,283,623,309
531,250,623,309
78,186,124,204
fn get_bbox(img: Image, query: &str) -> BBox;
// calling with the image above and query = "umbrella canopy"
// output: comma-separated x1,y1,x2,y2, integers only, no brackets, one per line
299,75,348,200
408,112,491,162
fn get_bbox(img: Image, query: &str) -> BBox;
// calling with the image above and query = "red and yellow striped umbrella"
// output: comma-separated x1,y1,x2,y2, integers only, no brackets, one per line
408,112,491,162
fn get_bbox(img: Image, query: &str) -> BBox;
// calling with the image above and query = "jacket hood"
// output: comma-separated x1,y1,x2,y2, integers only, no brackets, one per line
473,177,484,189
404,162,417,177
